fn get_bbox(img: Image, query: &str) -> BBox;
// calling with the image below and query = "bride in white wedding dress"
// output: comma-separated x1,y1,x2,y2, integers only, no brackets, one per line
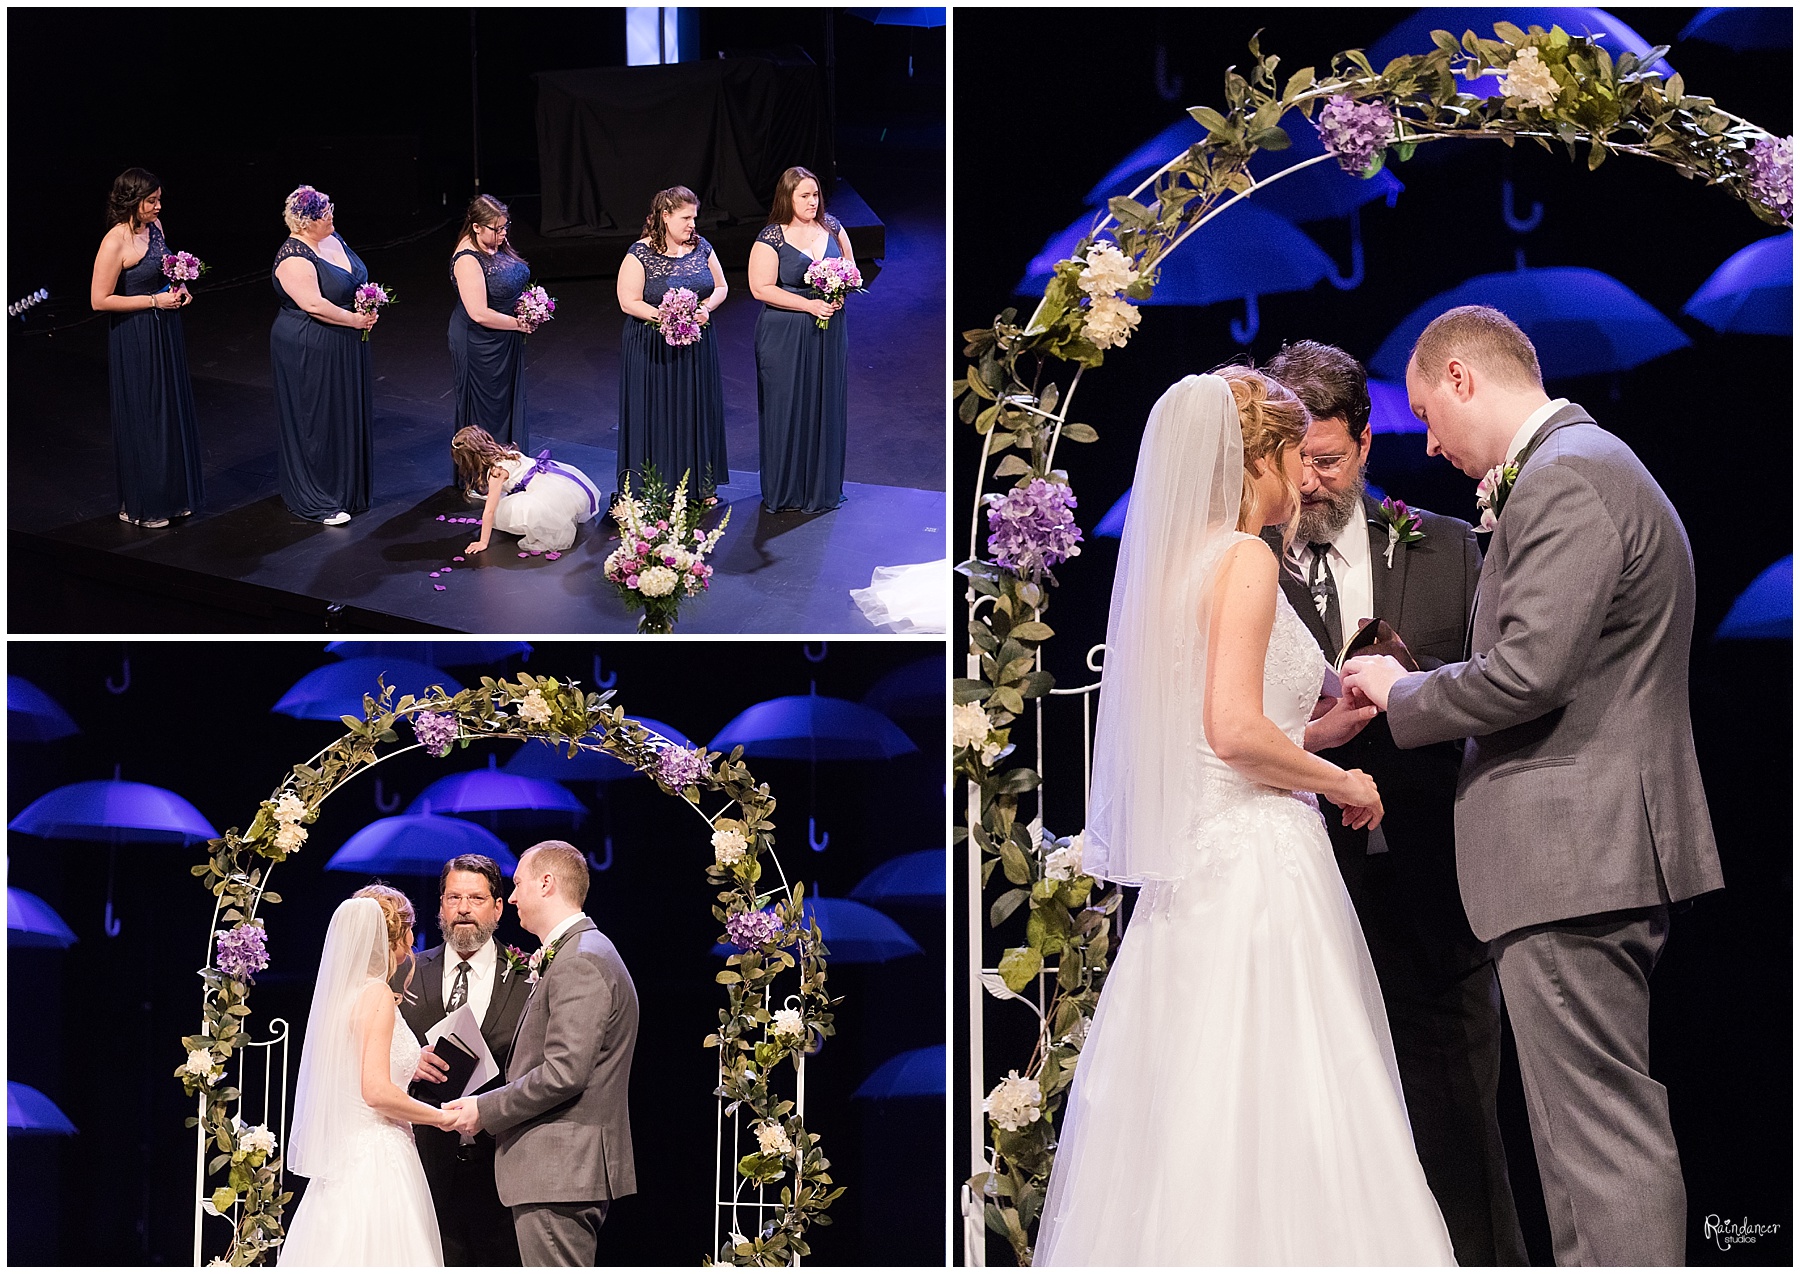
279,887,450,1266
1034,370,1454,1266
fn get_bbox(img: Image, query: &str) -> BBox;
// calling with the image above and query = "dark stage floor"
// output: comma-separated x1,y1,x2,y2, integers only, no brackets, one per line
8,146,946,634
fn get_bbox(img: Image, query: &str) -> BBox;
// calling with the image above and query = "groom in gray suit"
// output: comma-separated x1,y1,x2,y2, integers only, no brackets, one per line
1346,305,1724,1266
445,839,639,1266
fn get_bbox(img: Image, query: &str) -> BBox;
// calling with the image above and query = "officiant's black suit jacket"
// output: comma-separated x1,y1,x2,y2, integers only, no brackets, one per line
394,941,531,1265
1266,495,1487,986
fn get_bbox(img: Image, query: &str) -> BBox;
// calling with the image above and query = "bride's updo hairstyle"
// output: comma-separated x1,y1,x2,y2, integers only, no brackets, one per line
1215,363,1309,552
353,883,416,988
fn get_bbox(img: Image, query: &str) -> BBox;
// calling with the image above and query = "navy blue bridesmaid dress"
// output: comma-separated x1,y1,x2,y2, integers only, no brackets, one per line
617,236,728,496
109,221,204,523
270,235,373,520
448,247,530,448
753,213,848,514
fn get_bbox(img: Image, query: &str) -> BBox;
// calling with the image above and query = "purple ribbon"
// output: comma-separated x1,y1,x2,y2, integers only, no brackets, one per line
511,450,599,517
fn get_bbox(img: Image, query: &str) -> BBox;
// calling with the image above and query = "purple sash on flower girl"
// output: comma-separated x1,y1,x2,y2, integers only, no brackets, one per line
512,449,599,517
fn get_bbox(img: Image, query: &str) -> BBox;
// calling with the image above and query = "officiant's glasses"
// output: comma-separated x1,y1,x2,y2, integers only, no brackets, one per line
1300,452,1352,476
444,891,493,907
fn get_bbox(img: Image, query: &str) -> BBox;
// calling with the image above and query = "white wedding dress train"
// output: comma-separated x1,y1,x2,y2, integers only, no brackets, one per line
1035,536,1454,1266
279,987,444,1266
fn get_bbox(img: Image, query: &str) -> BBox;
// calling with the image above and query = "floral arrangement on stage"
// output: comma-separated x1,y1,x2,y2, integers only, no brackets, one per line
604,465,731,634
161,250,209,290
180,673,836,1266
802,258,865,329
351,281,395,340
653,286,707,345
954,23,1791,1265
515,284,557,336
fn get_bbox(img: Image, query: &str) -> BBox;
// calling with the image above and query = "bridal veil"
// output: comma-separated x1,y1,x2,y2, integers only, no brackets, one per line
1084,373,1242,885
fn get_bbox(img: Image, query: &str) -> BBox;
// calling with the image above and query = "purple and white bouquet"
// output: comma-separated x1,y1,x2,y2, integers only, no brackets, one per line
352,281,395,341
160,250,208,292
652,286,705,346
515,284,557,336
604,464,731,633
801,257,865,329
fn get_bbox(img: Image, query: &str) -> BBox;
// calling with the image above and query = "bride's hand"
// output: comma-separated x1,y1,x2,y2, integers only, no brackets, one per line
1304,695,1379,752
1330,768,1383,829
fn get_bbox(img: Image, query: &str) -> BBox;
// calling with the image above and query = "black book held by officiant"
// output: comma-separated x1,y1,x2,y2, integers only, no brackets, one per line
410,1030,480,1105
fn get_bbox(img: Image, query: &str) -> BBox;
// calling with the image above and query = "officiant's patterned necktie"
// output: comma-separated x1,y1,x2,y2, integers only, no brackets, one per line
448,961,471,1013
1307,543,1344,653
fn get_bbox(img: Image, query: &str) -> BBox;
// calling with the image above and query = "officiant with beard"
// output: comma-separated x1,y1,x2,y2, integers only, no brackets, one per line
392,854,532,1265
1263,341,1526,1266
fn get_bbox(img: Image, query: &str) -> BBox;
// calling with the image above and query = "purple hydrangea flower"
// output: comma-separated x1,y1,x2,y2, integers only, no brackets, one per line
725,908,787,950
986,478,1083,580
412,711,459,758
1748,135,1793,222
288,186,331,222
656,744,711,789
1316,96,1397,176
215,923,270,982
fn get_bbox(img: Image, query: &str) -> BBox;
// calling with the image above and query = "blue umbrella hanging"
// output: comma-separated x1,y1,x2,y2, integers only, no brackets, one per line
861,658,946,721
846,7,945,26
710,693,916,761
8,677,79,742
713,896,923,963
503,718,694,783
1369,267,1691,381
274,658,465,721
1683,233,1792,335
1019,201,1336,343
1084,112,1403,226
1714,557,1791,640
406,755,587,829
10,778,217,843
853,1044,946,1100
1368,378,1428,434
326,814,517,876
10,775,220,936
8,1083,77,1136
326,641,533,667
1678,7,1792,52
850,849,946,908
1368,9,1672,103
8,888,78,949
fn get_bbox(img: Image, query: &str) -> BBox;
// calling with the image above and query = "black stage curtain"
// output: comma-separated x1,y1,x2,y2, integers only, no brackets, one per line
535,57,827,237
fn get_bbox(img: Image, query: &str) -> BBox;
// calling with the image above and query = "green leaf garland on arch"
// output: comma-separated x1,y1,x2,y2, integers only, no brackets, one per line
956,24,1789,1265
178,671,840,1266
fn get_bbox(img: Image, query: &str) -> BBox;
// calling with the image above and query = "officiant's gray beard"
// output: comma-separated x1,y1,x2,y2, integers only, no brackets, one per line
1296,470,1366,544
447,915,499,957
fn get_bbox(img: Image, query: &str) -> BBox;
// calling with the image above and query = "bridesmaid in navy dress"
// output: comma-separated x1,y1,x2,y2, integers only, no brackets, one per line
615,185,730,502
449,194,531,470
89,168,203,528
748,166,853,514
270,186,378,525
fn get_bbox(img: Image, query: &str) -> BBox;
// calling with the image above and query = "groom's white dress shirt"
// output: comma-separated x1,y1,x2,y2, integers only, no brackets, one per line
442,936,499,1025
541,912,585,953
1505,397,1571,466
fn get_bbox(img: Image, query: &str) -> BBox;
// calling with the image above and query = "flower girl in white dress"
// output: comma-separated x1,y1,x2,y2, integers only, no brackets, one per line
452,425,603,556
280,887,448,1266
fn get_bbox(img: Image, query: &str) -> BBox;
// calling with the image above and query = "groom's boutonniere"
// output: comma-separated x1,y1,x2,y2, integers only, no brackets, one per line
526,933,572,986
498,945,531,982
1474,461,1520,533
1374,497,1426,568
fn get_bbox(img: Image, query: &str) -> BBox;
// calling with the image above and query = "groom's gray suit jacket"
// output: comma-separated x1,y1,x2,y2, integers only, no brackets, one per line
476,915,639,1207
1386,404,1723,942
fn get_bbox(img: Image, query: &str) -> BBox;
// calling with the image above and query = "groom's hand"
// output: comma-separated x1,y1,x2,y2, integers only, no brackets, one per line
413,1046,450,1085
1342,655,1408,712
442,1097,483,1135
